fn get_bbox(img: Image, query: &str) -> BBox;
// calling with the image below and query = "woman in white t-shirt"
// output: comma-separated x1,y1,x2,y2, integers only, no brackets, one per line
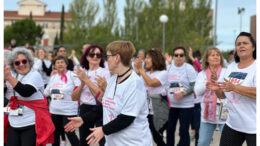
45,56,80,146
208,32,256,146
194,48,227,146
167,46,197,146
34,48,51,87
65,41,152,146
71,45,110,146
4,48,54,146
135,49,168,146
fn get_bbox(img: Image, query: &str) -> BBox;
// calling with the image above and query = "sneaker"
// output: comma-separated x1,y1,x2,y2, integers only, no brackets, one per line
60,140,66,146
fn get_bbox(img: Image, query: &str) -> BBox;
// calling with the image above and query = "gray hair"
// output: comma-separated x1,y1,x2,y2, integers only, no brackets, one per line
7,47,34,72
4,50,12,61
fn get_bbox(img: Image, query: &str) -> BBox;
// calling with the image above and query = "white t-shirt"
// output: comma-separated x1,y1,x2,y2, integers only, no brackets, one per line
223,61,256,134
33,59,51,85
194,69,227,124
80,67,110,105
102,72,152,146
6,70,44,128
141,70,168,115
167,63,197,108
46,71,80,115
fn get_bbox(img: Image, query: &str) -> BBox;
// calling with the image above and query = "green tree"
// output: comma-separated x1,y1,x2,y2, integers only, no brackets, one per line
54,33,59,45
64,0,99,51
60,4,65,43
4,18,43,46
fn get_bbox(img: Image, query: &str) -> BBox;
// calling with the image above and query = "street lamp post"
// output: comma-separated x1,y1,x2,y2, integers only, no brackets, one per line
238,7,245,32
213,0,218,47
135,12,139,41
160,14,168,53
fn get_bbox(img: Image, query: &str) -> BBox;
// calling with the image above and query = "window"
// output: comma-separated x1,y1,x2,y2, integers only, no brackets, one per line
43,22,48,28
52,23,56,29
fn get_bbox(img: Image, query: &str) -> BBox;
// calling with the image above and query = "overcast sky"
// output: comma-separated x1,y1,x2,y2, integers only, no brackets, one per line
4,0,256,51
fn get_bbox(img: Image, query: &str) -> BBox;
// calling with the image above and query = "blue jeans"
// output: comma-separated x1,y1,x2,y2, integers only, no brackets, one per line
167,107,193,146
197,122,224,146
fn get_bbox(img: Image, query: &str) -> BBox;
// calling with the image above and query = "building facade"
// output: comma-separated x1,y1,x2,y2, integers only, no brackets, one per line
4,0,71,47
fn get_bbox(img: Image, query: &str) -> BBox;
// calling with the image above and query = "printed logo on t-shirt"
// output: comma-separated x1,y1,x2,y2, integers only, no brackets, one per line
228,72,247,85
169,82,184,94
228,72,248,104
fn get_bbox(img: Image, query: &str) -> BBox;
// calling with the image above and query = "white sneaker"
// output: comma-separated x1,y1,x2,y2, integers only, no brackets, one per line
60,140,66,146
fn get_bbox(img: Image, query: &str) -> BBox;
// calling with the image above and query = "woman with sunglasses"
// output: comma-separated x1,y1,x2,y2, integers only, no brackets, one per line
65,41,152,146
167,46,197,146
194,48,227,146
4,48,54,146
135,49,168,146
71,45,110,146
208,32,256,146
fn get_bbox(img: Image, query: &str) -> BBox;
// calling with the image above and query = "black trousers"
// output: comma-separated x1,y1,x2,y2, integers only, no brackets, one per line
190,103,201,146
220,124,256,146
79,104,97,146
52,114,79,146
6,125,36,146
148,114,166,146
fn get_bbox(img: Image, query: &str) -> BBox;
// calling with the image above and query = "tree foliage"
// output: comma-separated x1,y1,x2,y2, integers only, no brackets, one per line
4,18,43,46
64,0,99,49
64,0,213,55
60,4,65,43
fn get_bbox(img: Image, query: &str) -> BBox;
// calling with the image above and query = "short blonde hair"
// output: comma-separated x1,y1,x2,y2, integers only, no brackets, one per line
202,47,225,70
106,41,136,67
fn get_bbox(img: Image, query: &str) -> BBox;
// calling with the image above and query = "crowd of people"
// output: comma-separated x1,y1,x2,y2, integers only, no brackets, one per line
3,32,256,146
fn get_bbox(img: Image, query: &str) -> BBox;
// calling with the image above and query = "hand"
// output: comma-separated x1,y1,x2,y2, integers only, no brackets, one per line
51,69,58,76
95,75,107,92
167,56,172,64
64,117,84,132
210,72,218,81
71,49,76,56
134,58,142,70
188,47,193,58
174,92,183,100
4,66,12,81
76,68,88,81
206,80,220,91
86,127,104,146
218,78,235,92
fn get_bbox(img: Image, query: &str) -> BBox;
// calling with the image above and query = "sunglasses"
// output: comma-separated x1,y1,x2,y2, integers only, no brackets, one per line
174,53,185,57
13,59,28,66
88,53,102,58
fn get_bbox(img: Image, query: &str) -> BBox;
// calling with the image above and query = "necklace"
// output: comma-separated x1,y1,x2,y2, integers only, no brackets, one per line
118,67,131,78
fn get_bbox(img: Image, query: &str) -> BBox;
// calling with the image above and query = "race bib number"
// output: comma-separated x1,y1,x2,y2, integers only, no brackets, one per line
51,89,64,100
169,82,184,94
228,72,247,85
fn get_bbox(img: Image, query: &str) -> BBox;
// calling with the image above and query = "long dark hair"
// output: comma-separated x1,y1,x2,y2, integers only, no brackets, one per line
234,32,256,63
80,45,105,69
145,49,166,71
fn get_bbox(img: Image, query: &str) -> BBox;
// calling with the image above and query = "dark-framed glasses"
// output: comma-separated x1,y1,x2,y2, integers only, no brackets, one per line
174,53,185,57
104,54,116,59
13,59,28,66
88,53,102,58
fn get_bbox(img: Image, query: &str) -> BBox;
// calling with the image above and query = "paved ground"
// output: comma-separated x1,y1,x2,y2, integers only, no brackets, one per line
47,121,246,146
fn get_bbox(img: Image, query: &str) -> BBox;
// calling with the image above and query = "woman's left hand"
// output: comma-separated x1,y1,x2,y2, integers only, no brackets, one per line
86,127,104,146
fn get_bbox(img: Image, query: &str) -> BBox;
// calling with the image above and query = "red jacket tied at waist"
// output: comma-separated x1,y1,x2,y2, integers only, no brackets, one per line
4,96,55,146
